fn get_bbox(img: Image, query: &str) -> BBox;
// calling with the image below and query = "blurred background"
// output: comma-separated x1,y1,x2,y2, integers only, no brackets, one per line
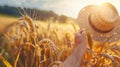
0,0,120,19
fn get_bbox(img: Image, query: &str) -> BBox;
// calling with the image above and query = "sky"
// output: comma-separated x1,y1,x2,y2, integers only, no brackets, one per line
0,0,120,18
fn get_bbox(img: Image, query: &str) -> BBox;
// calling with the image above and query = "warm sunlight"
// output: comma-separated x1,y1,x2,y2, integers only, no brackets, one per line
44,0,120,18
1,0,120,18
0,0,120,67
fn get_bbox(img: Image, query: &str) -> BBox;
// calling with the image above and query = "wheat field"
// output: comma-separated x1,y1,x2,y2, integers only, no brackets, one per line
0,15,120,67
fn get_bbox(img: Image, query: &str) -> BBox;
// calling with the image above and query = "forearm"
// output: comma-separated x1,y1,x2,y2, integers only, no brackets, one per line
60,43,86,67
60,30,87,67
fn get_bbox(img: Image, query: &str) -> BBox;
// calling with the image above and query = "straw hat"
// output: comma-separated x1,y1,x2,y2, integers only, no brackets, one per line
77,2,120,42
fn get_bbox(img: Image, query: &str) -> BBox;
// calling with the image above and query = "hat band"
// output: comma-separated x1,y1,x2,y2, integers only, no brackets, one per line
88,14,113,33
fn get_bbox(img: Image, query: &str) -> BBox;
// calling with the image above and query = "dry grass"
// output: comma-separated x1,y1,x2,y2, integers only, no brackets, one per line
0,15,120,67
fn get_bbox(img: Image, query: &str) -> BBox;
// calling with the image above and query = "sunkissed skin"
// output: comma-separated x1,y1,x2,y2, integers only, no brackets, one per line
60,30,87,67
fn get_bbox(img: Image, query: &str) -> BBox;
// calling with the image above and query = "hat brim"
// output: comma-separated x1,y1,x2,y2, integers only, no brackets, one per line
77,5,120,42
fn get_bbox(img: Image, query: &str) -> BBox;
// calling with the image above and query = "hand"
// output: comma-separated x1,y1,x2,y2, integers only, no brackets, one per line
73,29,87,63
60,29,87,67
74,29,87,48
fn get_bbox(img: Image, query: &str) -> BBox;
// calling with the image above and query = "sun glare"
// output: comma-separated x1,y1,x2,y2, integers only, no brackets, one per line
96,0,108,5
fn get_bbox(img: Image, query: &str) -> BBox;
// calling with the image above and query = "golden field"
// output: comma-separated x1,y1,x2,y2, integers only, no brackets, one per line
0,15,120,67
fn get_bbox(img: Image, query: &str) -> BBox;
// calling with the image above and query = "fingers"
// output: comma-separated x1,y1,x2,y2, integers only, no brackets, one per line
74,29,86,46
79,28,86,34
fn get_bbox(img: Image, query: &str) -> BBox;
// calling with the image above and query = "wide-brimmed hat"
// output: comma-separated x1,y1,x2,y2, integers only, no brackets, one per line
77,2,120,42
